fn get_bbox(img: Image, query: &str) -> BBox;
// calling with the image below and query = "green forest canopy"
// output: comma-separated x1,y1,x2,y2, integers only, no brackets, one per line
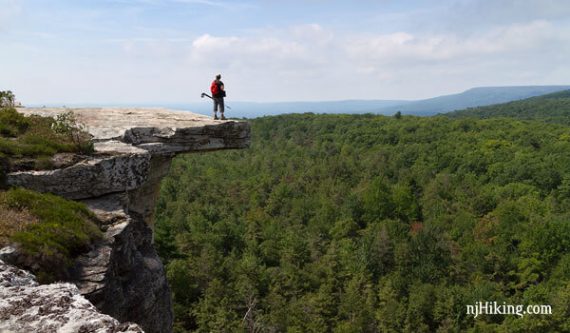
155,94,570,332
446,89,570,123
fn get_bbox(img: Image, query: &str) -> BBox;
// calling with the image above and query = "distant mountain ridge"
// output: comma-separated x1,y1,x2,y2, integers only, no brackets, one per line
374,85,570,116
159,99,412,118
445,88,570,123
32,85,570,118
196,85,570,117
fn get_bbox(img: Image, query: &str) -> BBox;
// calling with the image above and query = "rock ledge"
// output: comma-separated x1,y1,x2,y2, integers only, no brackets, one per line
3,107,250,333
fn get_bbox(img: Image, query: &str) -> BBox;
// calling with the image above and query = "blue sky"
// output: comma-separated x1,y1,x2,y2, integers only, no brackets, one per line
1,0,570,104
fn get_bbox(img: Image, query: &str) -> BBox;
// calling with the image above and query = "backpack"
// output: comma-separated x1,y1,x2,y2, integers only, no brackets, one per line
211,81,220,96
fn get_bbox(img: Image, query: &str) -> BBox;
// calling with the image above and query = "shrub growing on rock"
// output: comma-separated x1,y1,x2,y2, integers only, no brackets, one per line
0,188,102,282
0,92,94,177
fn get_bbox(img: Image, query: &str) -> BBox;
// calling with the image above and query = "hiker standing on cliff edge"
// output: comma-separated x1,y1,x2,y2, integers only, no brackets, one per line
211,74,226,120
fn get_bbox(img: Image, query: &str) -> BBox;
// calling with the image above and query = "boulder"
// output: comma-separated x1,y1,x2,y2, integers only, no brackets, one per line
0,259,144,333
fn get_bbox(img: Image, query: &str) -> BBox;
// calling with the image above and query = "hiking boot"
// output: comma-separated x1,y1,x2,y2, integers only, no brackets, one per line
214,115,219,120
221,115,227,120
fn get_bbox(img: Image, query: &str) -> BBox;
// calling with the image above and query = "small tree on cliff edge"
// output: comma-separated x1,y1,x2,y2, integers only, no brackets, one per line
0,91,16,108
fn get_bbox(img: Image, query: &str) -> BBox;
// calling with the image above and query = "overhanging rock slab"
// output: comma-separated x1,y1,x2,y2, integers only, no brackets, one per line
8,107,251,199
4,107,251,333
16,107,250,150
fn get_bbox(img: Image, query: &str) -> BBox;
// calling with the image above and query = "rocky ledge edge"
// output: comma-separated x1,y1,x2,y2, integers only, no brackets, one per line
1,107,251,333
7,107,250,199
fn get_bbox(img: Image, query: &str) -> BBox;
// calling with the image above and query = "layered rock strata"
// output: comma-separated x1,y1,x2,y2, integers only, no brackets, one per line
3,107,250,333
0,259,144,333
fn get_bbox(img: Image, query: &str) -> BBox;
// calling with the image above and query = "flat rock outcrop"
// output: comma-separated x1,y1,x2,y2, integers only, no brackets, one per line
9,108,250,199
3,107,251,333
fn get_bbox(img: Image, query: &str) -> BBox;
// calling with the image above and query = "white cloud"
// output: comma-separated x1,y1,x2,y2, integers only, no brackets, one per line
89,19,570,101
290,23,334,46
191,34,302,59
4,1,570,103
189,26,329,72
344,20,564,69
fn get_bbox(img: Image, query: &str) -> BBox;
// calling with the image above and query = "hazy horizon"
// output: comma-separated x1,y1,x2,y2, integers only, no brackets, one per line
24,84,570,106
2,1,570,104
22,84,570,119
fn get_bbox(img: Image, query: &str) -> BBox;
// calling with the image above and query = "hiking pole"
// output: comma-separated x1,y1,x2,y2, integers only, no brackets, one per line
201,92,232,110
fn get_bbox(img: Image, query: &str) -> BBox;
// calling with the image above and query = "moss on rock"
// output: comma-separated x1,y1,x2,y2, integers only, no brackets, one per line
0,188,102,282
0,106,94,177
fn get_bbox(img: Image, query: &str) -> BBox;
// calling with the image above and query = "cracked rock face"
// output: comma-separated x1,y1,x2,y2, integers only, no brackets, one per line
0,259,144,333
75,193,172,333
3,108,251,333
7,150,151,200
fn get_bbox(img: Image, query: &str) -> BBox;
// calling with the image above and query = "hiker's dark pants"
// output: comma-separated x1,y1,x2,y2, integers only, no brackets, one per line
213,97,224,114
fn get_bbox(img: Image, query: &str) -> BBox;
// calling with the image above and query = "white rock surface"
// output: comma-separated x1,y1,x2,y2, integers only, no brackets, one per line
2,107,251,333
16,107,249,150
0,260,144,333
8,108,250,199
16,107,216,140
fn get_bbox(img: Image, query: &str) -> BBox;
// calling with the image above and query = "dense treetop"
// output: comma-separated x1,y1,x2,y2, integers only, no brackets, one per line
156,100,570,332
446,89,570,124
